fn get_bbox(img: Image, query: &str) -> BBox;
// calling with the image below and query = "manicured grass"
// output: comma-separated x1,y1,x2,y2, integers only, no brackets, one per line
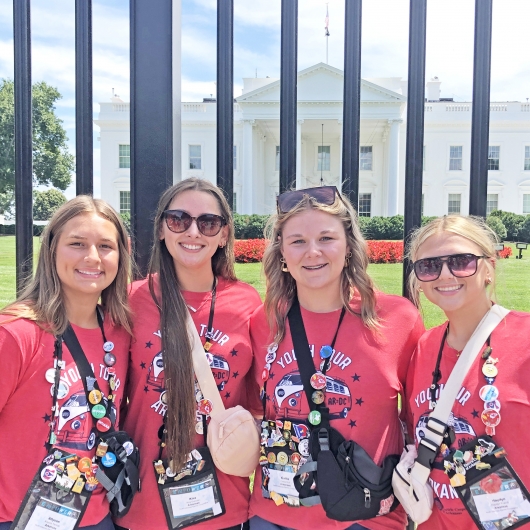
2,237,529,330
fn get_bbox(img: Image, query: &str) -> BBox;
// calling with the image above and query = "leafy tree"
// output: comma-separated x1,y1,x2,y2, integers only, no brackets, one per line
0,79,74,214
33,188,67,220
485,215,507,241
517,215,530,244
489,210,525,241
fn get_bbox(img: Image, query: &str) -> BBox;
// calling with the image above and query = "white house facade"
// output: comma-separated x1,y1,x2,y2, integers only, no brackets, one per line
95,63,530,217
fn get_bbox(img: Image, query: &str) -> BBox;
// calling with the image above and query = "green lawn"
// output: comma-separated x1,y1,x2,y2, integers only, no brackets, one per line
2,237,529,329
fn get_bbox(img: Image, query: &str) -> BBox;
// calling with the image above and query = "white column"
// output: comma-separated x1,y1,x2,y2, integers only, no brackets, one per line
338,119,343,188
172,0,182,182
242,119,255,214
296,119,304,189
386,119,402,216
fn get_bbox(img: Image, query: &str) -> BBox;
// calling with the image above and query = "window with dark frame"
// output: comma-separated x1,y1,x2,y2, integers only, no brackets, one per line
119,191,130,214
486,193,498,215
488,146,500,171
318,146,330,171
449,146,462,171
119,144,130,169
448,193,461,214
360,146,373,171
524,146,530,171
189,145,202,169
358,193,372,217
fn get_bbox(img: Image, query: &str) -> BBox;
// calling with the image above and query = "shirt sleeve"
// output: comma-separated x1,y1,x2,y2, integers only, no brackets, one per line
0,326,25,413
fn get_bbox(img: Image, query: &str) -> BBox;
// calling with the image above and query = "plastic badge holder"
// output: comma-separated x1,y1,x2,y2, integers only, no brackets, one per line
447,435,530,530
10,449,91,530
260,418,311,508
155,446,225,530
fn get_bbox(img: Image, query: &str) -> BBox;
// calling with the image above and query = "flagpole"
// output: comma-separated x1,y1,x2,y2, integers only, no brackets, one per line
325,2,329,64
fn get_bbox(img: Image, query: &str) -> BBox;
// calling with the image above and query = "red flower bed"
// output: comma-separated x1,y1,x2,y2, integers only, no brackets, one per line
498,247,512,259
366,240,404,263
234,239,268,263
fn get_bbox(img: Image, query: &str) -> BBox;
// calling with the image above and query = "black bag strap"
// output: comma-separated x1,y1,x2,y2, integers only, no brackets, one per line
287,298,330,426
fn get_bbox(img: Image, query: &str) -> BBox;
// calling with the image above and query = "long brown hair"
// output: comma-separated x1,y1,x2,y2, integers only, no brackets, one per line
148,177,235,468
1,195,133,335
263,192,379,345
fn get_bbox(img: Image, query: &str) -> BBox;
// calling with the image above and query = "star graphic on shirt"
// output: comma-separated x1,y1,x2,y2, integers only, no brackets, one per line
232,371,240,379
224,392,231,399
471,409,479,419
355,398,364,406
42,413,52,423
140,362,146,369
143,386,149,393
268,371,275,380
352,373,361,382
230,348,238,357
266,394,271,401
349,419,357,428
145,341,153,348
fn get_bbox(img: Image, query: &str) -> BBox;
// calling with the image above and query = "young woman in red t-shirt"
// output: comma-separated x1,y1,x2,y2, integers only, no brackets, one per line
405,215,530,530
0,196,133,530
116,178,261,530
249,187,423,530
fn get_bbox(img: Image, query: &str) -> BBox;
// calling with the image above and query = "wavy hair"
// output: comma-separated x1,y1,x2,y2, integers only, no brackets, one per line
263,192,379,345
1,195,133,336
406,215,498,308
147,177,235,469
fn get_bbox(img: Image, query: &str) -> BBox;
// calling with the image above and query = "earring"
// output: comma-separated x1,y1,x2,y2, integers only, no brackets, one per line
344,251,353,268
486,277,492,285
280,257,289,272
219,243,225,249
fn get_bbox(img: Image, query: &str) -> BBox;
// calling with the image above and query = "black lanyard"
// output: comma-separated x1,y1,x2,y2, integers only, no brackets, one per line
429,324,492,408
157,278,218,459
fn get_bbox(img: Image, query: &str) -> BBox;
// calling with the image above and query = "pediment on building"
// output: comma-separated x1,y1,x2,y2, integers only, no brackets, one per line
488,179,504,187
444,179,468,187
236,63,406,105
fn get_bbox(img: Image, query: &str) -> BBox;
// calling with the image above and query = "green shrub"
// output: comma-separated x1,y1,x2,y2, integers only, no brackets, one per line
489,210,525,241
120,212,131,233
233,213,269,239
0,224,45,236
485,216,507,241
517,215,530,243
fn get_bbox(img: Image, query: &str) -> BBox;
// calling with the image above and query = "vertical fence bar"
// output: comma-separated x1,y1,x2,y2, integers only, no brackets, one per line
130,0,173,277
402,0,427,299
75,0,93,195
279,0,298,194
13,0,33,294
469,0,492,217
341,0,362,208
217,0,234,207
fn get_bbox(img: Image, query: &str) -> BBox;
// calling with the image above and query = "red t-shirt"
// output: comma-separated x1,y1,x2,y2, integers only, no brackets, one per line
405,311,530,530
0,315,130,526
117,276,262,530
249,293,424,530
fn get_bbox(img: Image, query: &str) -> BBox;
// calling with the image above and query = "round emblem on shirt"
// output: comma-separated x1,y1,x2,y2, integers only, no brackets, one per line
482,363,498,378
160,391,168,404
267,344,278,354
312,391,325,405
195,421,204,435
50,381,70,400
320,345,333,359
89,389,103,405
267,452,276,464
484,399,501,411
96,417,112,433
479,385,499,403
308,410,322,425
277,452,289,466
481,409,501,428
41,466,57,483
103,341,114,353
265,351,276,364
298,439,310,457
123,441,134,456
290,452,301,465
91,404,106,419
45,368,57,384
78,458,92,473
104,352,116,367
310,372,326,390
101,452,117,468
198,399,213,416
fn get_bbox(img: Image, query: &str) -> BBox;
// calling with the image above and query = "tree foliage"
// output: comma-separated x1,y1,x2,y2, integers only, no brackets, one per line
0,79,74,213
33,188,67,220
485,215,507,241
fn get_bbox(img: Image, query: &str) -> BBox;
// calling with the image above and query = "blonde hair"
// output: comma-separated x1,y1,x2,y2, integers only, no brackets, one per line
1,195,133,335
147,177,236,469
263,192,378,344
407,215,498,307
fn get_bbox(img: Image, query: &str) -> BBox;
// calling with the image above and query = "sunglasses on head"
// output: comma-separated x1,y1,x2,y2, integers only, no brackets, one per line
163,209,226,237
413,253,487,282
277,186,342,213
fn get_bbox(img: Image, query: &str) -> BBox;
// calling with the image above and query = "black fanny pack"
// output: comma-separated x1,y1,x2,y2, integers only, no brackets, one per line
288,299,399,521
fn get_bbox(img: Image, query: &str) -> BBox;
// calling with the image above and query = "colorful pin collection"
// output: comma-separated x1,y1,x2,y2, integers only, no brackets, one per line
479,347,501,436
259,419,311,507
153,449,206,485
40,450,100,493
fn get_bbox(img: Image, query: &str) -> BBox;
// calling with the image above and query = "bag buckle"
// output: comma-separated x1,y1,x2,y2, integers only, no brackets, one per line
318,428,330,452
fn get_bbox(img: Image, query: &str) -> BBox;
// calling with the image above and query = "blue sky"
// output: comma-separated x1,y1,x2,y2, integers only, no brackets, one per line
1,0,529,197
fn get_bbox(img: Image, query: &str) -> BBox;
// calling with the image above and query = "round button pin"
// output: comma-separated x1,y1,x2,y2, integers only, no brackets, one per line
78,457,92,473
290,452,301,465
45,368,57,383
50,381,70,400
310,372,327,390
41,466,57,483
484,399,501,411
198,399,213,416
312,390,325,405
195,421,204,435
479,385,499,403
261,368,269,381
104,352,116,367
308,410,322,425
267,344,278,354
298,439,310,457
265,351,276,364
482,363,498,378
481,409,501,427
267,452,276,464
101,452,117,468
277,452,289,465
91,404,106,419
160,391,168,404
320,345,333,359
89,389,103,405
123,441,134,456
103,341,114,353
96,417,112,433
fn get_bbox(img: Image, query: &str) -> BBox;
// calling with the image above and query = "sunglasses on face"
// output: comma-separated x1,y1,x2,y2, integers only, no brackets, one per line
413,253,487,282
163,209,226,237
277,186,342,213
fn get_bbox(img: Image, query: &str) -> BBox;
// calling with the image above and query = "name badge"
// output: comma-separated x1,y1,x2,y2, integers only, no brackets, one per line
169,477,222,518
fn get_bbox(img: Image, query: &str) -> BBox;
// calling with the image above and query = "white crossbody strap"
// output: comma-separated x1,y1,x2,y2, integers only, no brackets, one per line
186,311,226,417
411,304,510,484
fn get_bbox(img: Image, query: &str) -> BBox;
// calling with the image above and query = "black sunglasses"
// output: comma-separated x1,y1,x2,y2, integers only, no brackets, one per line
277,186,342,213
163,210,227,237
413,253,487,282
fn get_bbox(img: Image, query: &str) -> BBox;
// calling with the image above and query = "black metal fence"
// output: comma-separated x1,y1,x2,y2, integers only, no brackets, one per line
11,0,493,298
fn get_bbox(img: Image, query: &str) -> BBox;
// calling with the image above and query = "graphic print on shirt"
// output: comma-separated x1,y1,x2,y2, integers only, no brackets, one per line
46,361,121,451
144,329,232,417
270,345,354,420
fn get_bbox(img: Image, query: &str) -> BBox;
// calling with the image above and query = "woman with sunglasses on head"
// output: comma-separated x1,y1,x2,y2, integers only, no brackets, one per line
248,186,424,530
0,196,133,530
115,178,262,530
405,215,530,530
